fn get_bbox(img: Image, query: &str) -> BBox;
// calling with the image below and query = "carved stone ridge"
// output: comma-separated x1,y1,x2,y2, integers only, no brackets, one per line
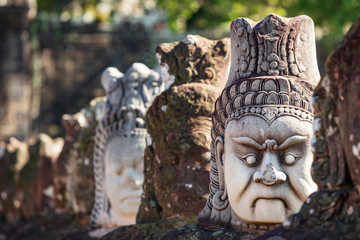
226,105,313,126
212,76,312,137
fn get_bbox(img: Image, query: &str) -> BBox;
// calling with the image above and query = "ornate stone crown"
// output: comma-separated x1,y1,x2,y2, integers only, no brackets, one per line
226,14,320,87
198,14,320,230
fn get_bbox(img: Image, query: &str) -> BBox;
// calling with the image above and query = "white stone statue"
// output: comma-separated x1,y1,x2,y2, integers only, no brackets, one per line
91,63,164,228
197,14,320,230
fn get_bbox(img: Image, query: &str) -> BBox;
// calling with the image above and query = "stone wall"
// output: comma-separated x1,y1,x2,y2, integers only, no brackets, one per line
35,21,151,135
0,12,152,141
0,5,34,141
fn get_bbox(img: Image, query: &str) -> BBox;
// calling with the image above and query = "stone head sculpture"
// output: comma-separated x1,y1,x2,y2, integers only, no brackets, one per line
91,64,164,228
156,35,230,90
137,35,231,223
63,97,105,217
197,14,320,230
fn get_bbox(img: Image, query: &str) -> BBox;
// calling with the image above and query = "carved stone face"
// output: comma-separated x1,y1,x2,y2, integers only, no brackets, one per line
220,115,317,223
104,136,145,223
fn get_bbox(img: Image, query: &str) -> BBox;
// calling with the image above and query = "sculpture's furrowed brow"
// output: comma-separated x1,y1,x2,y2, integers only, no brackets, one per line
274,135,308,150
232,137,266,150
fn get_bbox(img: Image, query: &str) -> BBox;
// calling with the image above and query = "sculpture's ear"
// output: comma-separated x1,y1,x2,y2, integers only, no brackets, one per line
215,136,225,189
215,136,224,167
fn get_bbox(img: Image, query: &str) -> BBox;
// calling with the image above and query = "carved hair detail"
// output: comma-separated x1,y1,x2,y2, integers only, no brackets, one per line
213,76,313,138
227,105,312,126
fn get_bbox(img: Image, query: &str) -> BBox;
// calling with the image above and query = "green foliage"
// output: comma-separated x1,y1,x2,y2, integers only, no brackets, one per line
30,0,359,64
37,0,73,12
34,0,122,29
288,0,360,36
158,0,360,39
34,0,359,38
157,0,288,31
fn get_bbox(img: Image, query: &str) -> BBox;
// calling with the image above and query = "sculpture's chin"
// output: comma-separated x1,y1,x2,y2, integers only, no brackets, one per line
110,208,137,226
238,198,288,224
110,198,141,217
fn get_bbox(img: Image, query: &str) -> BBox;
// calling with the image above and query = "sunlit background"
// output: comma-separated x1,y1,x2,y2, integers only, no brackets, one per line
0,0,359,142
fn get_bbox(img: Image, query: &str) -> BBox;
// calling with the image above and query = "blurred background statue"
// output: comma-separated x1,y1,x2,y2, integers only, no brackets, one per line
90,63,163,229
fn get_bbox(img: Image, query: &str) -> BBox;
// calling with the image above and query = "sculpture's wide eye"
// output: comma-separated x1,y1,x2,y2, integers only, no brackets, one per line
237,153,258,166
283,153,299,165
111,160,123,176
246,155,257,165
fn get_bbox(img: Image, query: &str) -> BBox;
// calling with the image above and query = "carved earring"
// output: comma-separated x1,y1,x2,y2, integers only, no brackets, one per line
213,188,229,211
213,136,229,211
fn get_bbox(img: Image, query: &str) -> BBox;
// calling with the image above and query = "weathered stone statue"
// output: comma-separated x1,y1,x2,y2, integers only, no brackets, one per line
161,14,320,239
257,17,360,240
197,13,320,230
101,35,231,240
90,63,163,229
63,98,105,217
138,35,231,222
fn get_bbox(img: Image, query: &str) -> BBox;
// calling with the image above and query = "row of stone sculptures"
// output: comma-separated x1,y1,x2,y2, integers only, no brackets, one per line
35,13,359,240
82,13,315,239
83,34,232,238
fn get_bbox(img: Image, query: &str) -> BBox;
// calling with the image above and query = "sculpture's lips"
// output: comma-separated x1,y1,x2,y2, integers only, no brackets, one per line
252,197,288,209
119,197,140,207
119,193,142,204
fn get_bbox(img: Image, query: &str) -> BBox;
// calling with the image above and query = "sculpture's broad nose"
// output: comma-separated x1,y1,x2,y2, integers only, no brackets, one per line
253,153,287,185
124,168,144,188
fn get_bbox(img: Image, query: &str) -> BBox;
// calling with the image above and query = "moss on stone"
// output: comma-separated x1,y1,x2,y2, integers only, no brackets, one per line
137,36,230,228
